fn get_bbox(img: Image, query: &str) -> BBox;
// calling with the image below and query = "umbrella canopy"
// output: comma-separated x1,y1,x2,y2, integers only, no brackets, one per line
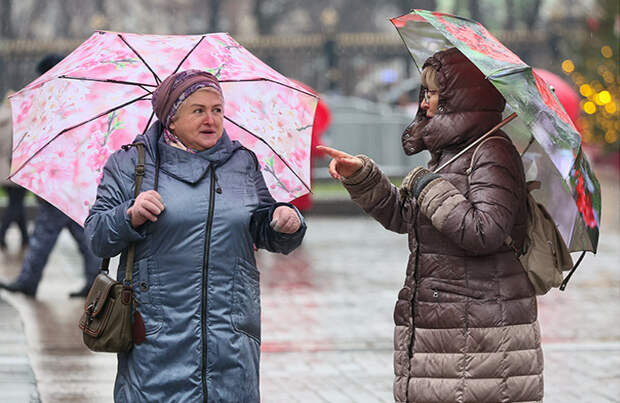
392,10,600,253
532,68,580,127
9,31,317,225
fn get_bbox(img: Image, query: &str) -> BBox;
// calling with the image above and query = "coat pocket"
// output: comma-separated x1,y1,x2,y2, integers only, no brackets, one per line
231,257,261,343
425,279,485,301
131,257,164,336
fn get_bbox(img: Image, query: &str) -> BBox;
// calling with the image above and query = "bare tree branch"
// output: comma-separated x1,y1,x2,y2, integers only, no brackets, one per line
524,0,542,28
0,0,13,38
505,0,515,30
468,0,481,22
209,0,221,32
58,0,74,37
399,0,437,13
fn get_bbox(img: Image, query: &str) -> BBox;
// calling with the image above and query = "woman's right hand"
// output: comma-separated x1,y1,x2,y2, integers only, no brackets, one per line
316,146,364,181
127,190,165,228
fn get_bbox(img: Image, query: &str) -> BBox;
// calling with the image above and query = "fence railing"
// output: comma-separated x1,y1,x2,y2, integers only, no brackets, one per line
316,94,429,179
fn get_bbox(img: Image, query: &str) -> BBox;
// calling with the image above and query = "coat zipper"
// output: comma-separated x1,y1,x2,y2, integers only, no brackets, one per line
409,216,420,356
406,216,421,403
202,166,217,403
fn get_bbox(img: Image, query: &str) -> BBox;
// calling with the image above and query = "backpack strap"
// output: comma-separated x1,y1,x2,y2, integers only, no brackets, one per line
465,136,522,255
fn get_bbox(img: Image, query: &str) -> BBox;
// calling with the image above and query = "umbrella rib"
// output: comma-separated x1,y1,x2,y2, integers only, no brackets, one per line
219,78,318,98
10,93,151,179
172,36,206,75
520,136,536,157
11,131,30,155
224,116,311,193
58,75,157,91
142,111,156,135
393,26,423,73
486,66,531,80
434,112,518,173
117,34,162,85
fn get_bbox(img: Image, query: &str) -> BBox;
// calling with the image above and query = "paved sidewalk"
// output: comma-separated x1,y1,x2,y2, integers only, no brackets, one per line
0,295,39,402
0,167,618,402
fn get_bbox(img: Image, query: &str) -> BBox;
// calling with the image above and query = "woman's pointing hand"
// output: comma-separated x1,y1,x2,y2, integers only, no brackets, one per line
316,145,364,181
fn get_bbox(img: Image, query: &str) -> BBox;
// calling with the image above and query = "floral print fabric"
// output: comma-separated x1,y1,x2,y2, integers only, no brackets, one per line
9,31,317,225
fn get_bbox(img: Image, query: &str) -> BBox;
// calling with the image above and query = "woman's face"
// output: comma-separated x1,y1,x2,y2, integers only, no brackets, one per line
169,89,224,151
421,88,439,118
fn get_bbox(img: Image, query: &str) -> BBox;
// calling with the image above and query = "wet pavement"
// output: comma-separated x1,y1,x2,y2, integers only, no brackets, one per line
0,166,618,402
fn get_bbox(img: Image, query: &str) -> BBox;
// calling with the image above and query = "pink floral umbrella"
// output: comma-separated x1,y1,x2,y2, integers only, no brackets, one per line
9,31,317,225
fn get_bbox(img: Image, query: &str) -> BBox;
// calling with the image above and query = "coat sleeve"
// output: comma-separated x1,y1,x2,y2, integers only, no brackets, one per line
84,152,146,258
249,168,307,254
342,155,411,234
415,139,524,254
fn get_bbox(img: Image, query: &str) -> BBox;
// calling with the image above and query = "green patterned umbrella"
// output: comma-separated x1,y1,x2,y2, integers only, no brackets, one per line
392,10,600,253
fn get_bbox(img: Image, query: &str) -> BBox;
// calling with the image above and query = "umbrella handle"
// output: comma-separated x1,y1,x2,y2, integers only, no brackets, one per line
433,112,518,174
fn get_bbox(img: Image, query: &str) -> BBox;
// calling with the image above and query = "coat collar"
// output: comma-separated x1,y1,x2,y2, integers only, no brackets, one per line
138,121,242,184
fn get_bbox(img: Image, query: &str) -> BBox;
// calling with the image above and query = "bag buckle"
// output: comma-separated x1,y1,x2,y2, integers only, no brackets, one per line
85,301,96,327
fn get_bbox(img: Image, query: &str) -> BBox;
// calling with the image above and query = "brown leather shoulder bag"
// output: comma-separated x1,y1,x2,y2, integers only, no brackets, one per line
79,142,146,352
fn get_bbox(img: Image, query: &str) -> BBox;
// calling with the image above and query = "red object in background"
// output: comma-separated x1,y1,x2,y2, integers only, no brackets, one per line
533,68,580,129
289,80,332,211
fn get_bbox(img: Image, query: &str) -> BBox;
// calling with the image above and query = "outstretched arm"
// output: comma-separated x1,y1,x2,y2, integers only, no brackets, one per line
317,145,411,234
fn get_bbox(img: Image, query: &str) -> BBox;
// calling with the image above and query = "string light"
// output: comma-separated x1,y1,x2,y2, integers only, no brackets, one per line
584,101,597,114
562,59,575,73
580,84,593,97
564,41,618,150
598,90,611,104
605,130,617,143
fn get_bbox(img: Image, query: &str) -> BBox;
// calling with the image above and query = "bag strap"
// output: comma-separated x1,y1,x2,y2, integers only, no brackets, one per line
99,142,146,285
465,136,519,253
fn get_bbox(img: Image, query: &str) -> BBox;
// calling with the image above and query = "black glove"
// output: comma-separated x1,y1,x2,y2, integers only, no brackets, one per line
399,167,441,202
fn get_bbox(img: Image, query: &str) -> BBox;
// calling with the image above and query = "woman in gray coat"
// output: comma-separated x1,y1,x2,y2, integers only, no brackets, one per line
319,48,542,402
85,70,306,402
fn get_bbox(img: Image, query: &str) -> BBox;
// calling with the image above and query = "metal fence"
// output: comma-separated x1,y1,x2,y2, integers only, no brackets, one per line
318,94,430,178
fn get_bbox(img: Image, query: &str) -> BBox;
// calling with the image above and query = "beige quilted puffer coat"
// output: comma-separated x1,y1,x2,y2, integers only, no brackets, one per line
343,48,543,403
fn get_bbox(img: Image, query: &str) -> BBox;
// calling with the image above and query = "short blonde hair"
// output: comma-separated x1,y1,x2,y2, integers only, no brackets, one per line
421,66,439,91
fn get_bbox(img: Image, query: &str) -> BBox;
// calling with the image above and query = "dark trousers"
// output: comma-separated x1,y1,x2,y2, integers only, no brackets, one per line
0,186,28,246
14,200,100,294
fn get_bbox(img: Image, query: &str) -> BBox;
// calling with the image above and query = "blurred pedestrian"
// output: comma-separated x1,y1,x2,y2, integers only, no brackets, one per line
0,54,101,298
0,89,29,251
85,69,306,401
319,47,543,402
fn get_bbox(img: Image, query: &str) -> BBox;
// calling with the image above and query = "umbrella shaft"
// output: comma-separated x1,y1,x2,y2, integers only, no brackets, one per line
433,112,517,174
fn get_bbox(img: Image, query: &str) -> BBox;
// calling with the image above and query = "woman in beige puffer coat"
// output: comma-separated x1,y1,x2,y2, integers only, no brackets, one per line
319,47,543,403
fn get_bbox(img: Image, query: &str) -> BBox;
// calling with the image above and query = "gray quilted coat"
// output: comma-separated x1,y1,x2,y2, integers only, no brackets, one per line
85,121,306,402
343,48,543,402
